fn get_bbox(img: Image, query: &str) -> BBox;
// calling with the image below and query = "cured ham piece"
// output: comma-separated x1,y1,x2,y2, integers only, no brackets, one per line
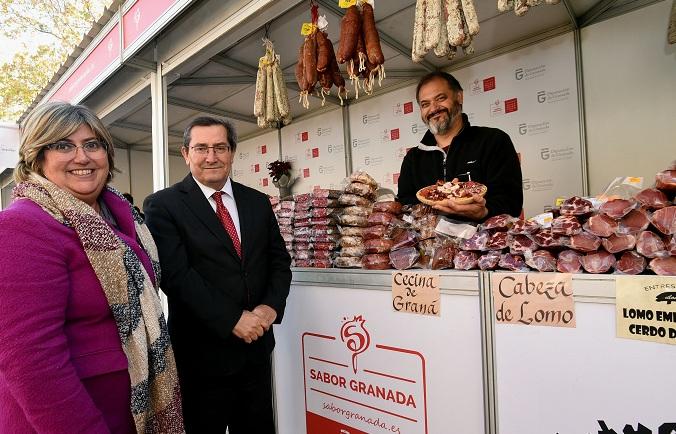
498,253,526,271
508,219,541,235
560,196,593,216
389,247,420,270
617,209,650,235
480,214,514,231
615,251,646,275
599,199,635,219
551,215,582,236
486,231,509,250
532,229,569,248
634,188,669,210
454,250,479,270
650,206,676,235
583,214,618,237
635,231,669,258
656,169,676,192
461,230,490,251
580,250,616,274
478,251,501,270
525,250,557,272
601,233,636,253
508,234,538,255
649,257,676,276
668,235,676,256
569,231,602,252
557,250,582,273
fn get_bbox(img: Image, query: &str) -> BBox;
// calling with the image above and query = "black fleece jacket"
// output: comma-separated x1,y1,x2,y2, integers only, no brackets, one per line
397,113,523,220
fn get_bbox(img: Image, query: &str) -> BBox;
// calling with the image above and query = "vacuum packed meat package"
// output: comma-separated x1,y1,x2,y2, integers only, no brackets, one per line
569,231,602,252
339,236,364,248
655,169,676,191
294,259,313,267
363,225,388,240
508,219,541,235
362,253,390,270
580,250,616,273
560,196,593,216
338,246,366,257
339,193,373,207
486,231,509,250
334,256,363,268
617,209,650,234
583,214,618,237
364,238,394,254
431,241,456,270
557,250,582,273
525,250,557,272
339,226,364,237
478,250,502,270
312,197,340,208
342,206,371,216
389,247,420,270
461,230,490,251
649,257,676,275
614,251,646,275
599,199,636,219
601,233,636,253
635,231,669,258
391,230,418,250
650,206,676,235
498,253,526,271
634,188,669,209
480,214,514,231
312,207,339,218
345,181,377,198
338,214,369,227
508,234,538,255
313,258,333,268
668,235,676,256
453,251,479,270
367,212,396,227
373,201,403,214
532,229,569,248
312,189,341,199
551,215,582,236
349,171,378,187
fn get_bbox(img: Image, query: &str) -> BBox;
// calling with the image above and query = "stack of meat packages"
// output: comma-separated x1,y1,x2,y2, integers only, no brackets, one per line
291,190,342,268
271,196,296,264
334,172,378,269
441,164,676,275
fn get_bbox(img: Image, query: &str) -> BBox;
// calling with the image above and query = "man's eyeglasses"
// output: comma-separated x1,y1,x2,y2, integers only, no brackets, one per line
190,145,232,155
45,140,108,158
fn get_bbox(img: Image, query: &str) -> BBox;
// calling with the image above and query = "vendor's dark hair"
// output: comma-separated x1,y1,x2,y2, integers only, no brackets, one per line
183,116,237,152
416,71,463,102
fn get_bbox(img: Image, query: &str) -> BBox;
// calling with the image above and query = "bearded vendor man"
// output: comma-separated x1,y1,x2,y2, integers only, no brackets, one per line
397,71,523,222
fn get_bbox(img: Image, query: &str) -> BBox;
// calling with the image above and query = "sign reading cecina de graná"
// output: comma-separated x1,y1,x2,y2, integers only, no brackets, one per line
491,272,576,328
391,271,440,317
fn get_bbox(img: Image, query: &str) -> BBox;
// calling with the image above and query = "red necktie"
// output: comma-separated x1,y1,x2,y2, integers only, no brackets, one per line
212,191,241,258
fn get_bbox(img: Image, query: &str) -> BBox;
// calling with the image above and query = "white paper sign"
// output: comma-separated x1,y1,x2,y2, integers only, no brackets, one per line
0,124,20,170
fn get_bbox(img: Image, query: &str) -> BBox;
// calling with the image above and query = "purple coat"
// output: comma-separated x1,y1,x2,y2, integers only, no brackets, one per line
0,190,154,434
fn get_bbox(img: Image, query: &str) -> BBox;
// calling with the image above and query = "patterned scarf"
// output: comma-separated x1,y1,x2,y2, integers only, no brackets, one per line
13,175,184,434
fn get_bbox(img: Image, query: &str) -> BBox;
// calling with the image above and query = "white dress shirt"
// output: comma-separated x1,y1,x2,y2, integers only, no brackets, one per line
193,176,242,241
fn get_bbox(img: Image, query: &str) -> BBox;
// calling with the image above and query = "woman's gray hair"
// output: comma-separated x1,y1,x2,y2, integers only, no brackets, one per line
14,102,116,183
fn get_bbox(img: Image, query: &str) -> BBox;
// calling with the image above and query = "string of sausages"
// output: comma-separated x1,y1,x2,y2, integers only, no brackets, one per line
412,0,480,62
254,38,292,128
336,1,385,99
497,0,560,17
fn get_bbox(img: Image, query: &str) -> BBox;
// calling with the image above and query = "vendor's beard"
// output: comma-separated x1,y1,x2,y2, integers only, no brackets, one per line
426,104,461,135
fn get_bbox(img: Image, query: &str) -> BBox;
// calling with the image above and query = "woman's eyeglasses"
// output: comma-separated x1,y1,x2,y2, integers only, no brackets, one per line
45,140,108,158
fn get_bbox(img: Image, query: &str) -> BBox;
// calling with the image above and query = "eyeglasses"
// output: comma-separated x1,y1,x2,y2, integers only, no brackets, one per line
190,145,232,155
45,140,108,158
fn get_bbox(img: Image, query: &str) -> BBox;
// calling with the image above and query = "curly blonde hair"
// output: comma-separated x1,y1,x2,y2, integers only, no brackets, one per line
14,102,116,183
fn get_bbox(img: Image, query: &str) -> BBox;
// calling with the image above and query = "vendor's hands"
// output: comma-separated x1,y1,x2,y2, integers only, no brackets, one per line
433,194,488,221
252,304,277,331
233,311,266,343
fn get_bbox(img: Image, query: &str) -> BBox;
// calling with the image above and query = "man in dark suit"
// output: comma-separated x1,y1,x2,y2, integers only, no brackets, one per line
143,116,291,434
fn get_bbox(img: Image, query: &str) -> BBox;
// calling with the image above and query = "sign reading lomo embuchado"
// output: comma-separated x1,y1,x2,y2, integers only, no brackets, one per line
392,271,440,317
491,272,575,327
616,276,676,345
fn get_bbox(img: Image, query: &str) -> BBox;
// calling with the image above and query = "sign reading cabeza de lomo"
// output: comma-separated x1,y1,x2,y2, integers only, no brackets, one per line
303,315,428,434
616,276,676,345
491,272,575,328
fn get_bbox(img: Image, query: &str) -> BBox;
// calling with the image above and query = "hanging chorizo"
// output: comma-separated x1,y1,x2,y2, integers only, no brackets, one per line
361,2,384,65
337,5,361,63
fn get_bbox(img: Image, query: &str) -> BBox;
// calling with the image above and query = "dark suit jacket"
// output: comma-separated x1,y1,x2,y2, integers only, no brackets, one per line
143,175,291,377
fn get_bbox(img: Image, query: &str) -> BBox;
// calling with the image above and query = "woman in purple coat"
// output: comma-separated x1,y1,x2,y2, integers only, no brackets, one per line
0,102,184,433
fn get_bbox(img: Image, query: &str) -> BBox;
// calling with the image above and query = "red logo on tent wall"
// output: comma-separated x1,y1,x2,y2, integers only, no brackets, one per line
390,128,400,141
302,131,309,141
483,77,496,92
262,178,268,187
260,145,267,154
341,316,371,373
312,147,319,158
505,98,518,113
303,168,310,178
254,163,260,173
404,102,413,114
